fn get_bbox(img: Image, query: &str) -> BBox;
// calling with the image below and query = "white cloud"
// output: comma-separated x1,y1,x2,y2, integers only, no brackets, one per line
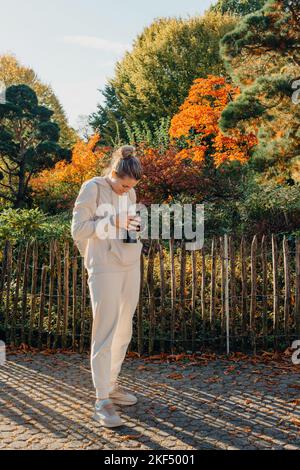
62,35,131,54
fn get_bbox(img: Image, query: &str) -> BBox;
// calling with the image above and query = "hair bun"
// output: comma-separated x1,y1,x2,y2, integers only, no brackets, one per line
120,145,136,159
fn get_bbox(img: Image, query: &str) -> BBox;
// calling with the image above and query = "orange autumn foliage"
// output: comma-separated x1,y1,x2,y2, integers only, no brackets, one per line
31,132,207,207
30,134,110,194
169,75,257,167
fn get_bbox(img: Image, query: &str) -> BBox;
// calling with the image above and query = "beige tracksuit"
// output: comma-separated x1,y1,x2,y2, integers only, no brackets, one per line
71,176,142,399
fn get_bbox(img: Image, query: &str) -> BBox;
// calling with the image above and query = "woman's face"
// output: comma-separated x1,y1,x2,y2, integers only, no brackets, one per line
109,170,138,195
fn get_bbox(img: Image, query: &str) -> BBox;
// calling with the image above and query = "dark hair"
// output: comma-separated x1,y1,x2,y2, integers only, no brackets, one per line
103,145,143,180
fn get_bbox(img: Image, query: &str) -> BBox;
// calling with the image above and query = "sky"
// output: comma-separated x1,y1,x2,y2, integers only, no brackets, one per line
0,0,215,130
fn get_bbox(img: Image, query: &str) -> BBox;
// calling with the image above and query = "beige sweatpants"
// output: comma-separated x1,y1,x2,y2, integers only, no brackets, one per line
87,264,141,399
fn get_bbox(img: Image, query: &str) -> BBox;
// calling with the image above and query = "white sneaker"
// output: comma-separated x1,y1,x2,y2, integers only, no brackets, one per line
109,384,138,405
93,398,123,427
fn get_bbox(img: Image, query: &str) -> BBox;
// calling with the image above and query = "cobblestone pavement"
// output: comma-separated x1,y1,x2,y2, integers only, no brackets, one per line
1,351,300,450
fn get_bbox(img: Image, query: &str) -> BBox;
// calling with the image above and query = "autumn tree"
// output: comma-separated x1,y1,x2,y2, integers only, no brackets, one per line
89,83,128,146
210,0,266,16
169,75,257,166
0,54,77,148
0,84,71,208
134,144,208,205
91,12,237,139
219,0,300,183
29,134,110,212
167,74,257,217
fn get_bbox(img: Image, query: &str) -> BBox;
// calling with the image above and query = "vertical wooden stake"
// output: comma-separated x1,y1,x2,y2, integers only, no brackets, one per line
210,237,216,337
250,235,257,354
283,236,291,339
224,234,230,355
191,247,197,352
272,234,279,350
295,237,300,336
169,238,176,354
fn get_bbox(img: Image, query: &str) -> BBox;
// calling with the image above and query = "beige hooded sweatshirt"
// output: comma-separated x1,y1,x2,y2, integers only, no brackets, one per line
71,176,143,274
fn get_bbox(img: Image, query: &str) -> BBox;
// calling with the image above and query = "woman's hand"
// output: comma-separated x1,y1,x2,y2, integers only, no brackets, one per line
115,213,140,231
128,214,141,231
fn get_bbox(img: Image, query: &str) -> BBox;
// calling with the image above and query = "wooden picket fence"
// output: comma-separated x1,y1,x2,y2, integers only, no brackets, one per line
0,234,300,354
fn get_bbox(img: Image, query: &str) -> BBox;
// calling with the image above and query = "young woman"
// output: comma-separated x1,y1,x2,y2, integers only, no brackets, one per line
71,145,143,428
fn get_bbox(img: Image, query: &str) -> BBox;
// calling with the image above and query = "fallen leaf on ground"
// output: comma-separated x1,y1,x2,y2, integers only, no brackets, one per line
166,372,184,380
187,373,198,380
169,405,177,411
137,365,150,371
121,434,143,441
290,418,300,427
290,399,300,406
204,376,222,383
